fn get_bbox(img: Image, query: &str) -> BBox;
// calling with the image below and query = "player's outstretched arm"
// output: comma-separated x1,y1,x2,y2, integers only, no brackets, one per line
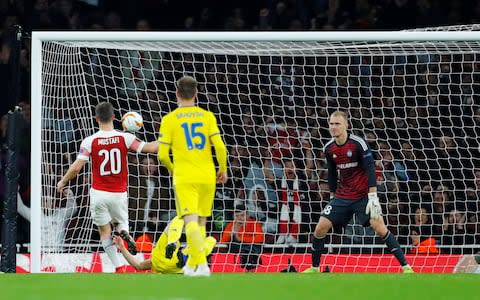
141,141,159,153
56,159,86,193
113,236,152,270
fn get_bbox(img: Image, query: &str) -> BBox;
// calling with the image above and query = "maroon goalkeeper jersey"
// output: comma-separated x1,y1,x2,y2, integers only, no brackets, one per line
323,134,376,200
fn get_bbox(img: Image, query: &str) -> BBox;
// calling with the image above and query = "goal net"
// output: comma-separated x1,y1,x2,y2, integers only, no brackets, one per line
31,30,480,273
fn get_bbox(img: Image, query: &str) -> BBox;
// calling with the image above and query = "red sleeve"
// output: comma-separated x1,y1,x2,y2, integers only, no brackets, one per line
130,138,145,153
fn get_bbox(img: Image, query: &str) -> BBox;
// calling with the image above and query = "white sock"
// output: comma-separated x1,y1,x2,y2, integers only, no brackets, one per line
101,238,121,268
197,262,209,269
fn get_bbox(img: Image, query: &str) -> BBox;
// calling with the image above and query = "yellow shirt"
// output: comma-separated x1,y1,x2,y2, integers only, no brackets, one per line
158,106,224,184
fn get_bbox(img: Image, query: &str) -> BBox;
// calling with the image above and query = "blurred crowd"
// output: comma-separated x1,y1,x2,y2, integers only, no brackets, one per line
0,0,479,260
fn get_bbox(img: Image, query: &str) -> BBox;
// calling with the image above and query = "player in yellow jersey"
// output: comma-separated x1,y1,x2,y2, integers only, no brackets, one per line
157,75,228,276
113,216,217,274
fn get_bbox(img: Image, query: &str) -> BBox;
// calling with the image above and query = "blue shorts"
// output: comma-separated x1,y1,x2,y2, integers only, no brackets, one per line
320,196,370,228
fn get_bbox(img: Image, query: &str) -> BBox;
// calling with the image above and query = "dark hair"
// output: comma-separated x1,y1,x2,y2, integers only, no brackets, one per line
95,102,114,123
176,76,197,100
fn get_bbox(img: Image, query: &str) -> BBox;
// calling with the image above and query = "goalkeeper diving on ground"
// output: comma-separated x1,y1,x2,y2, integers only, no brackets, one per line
113,216,216,274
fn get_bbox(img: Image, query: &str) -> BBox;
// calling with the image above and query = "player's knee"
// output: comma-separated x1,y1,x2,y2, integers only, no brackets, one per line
314,218,331,237
314,227,327,237
370,219,387,236
198,217,207,226
183,214,198,224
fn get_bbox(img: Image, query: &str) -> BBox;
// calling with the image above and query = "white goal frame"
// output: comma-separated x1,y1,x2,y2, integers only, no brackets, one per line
31,31,480,273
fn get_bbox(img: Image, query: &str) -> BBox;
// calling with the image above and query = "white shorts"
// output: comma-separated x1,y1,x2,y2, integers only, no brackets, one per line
89,188,129,232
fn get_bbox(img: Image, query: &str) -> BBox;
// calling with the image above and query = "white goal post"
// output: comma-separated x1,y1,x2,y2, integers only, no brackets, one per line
31,31,480,273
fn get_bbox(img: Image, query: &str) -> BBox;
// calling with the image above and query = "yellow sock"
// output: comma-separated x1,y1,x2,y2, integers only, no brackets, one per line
184,235,215,257
185,221,206,267
167,216,184,245
203,236,217,256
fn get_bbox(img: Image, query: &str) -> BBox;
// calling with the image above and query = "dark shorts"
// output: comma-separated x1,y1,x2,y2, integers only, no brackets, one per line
320,196,370,228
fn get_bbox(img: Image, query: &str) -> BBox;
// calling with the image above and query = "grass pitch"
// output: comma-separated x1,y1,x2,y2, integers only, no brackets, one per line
1,273,477,300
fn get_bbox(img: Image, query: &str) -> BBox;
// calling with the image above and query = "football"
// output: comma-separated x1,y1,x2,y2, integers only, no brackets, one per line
121,111,143,132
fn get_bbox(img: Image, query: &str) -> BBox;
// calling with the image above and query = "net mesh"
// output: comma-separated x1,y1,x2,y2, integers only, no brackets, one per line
39,28,480,272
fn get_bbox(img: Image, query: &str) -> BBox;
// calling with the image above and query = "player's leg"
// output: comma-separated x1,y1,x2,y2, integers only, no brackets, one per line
182,216,207,255
193,183,216,276
165,216,184,259
90,189,122,270
303,198,350,273
193,216,213,275
198,217,216,257
199,216,207,240
355,197,414,273
182,233,216,258
175,183,206,275
110,191,137,255
183,214,205,273
197,182,215,240
198,181,215,241
369,217,414,273
98,223,123,270
302,216,332,273
203,236,217,256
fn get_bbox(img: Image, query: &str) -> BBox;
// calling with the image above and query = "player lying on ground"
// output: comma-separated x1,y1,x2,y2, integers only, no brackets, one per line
113,216,216,274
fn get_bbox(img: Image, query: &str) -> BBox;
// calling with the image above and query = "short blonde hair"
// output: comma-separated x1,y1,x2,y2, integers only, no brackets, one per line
330,110,348,121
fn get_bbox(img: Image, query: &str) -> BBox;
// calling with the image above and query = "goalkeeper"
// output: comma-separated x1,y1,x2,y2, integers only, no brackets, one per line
303,110,414,273
113,216,216,274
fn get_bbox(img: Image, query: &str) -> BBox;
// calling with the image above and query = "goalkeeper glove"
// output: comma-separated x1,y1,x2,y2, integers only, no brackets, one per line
366,192,382,220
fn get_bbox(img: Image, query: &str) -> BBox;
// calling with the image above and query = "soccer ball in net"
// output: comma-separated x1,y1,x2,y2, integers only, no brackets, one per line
121,111,143,132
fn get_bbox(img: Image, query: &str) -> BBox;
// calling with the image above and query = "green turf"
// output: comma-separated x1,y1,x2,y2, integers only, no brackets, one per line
1,273,478,300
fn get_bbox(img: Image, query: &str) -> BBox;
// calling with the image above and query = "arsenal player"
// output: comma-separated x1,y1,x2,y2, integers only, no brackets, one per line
57,102,158,272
